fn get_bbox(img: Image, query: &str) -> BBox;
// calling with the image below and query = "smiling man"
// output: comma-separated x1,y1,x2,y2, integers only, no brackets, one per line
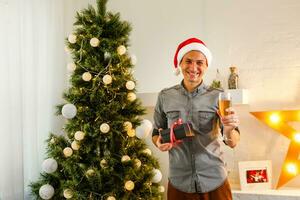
152,37,240,200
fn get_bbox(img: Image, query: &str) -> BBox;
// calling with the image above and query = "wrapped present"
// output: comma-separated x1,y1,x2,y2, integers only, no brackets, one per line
160,120,194,144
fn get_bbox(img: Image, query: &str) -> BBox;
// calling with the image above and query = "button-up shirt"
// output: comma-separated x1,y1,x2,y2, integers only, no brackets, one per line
153,82,227,193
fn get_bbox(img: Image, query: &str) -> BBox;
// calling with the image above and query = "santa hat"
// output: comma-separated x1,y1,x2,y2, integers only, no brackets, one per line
173,37,212,75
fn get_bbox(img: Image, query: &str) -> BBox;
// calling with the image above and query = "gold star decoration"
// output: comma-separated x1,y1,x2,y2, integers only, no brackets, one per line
250,110,300,189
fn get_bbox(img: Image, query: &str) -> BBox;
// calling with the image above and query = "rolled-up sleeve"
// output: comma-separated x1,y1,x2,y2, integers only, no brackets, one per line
152,91,167,137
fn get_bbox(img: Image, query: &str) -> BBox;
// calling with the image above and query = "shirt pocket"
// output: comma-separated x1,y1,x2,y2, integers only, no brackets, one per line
198,111,216,134
166,110,180,127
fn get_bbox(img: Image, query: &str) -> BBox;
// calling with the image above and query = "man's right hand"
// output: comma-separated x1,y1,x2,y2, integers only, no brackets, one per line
153,135,173,152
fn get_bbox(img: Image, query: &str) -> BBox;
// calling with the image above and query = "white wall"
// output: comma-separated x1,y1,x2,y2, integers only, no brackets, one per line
64,0,300,193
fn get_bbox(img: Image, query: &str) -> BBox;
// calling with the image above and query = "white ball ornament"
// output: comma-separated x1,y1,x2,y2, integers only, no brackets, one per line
90,37,100,47
63,147,73,157
117,45,126,55
151,169,162,183
100,123,110,133
62,104,77,119
39,184,55,200
127,92,136,102
158,185,165,193
82,72,92,81
71,140,80,150
136,119,153,139
74,131,85,141
123,121,133,131
107,196,116,200
42,158,58,174
125,180,135,191
63,189,73,199
142,148,152,156
68,34,77,44
121,155,131,163
125,81,135,90
103,74,112,85
130,54,137,65
67,62,76,72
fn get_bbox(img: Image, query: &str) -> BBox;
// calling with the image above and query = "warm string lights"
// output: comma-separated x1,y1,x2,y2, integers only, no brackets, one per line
250,110,300,188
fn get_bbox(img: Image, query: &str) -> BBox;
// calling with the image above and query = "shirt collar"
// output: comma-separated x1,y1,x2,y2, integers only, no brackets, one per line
180,80,207,96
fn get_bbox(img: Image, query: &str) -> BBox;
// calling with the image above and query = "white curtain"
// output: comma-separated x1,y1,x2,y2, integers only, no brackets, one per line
0,0,67,199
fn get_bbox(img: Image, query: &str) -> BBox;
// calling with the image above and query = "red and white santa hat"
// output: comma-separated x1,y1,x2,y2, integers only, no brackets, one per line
173,37,212,74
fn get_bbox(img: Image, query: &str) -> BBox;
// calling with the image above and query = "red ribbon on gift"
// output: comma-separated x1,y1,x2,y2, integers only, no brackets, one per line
170,118,189,147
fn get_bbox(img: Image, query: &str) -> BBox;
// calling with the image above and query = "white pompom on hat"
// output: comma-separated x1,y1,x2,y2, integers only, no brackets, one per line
173,37,212,73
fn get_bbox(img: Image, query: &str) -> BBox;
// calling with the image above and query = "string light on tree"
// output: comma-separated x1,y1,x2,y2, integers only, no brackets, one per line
68,34,77,44
100,123,110,133
67,62,76,72
127,92,136,102
103,74,112,85
63,147,73,157
124,180,135,191
142,148,152,155
107,196,116,200
104,52,111,60
63,189,73,199
82,72,92,81
71,140,80,150
90,37,100,47
121,155,131,163
42,158,58,174
123,121,133,131
61,104,77,119
39,184,55,200
125,81,135,90
117,45,126,55
127,129,136,137
74,131,85,141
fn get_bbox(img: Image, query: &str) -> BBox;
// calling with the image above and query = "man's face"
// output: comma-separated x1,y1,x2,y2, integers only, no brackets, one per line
180,50,208,85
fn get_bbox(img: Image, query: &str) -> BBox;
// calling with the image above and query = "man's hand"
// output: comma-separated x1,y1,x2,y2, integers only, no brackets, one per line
152,135,173,152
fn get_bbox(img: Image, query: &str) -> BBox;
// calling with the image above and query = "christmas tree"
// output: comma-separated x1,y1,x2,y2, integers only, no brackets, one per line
30,0,164,199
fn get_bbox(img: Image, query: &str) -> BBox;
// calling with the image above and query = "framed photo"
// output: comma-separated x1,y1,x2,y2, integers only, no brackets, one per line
238,160,272,190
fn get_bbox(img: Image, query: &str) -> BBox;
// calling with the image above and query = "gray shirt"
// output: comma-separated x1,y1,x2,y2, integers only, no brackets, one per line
153,82,227,193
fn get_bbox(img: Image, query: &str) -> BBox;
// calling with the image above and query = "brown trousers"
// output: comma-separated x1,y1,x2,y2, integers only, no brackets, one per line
167,179,232,200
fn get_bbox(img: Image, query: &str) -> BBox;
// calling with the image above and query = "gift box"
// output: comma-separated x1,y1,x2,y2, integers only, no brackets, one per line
160,122,194,143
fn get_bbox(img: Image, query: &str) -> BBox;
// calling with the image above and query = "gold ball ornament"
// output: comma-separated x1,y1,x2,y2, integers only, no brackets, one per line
127,92,136,102
127,129,135,137
158,185,165,193
63,147,73,157
103,74,112,85
117,45,126,55
121,155,131,163
142,148,152,155
63,189,73,199
134,159,142,168
100,123,110,133
82,72,92,81
90,37,100,47
107,196,116,200
50,137,56,144
67,62,76,72
68,34,77,44
86,169,95,177
125,81,135,90
124,180,135,191
100,159,108,169
71,140,80,150
123,121,133,131
74,131,85,141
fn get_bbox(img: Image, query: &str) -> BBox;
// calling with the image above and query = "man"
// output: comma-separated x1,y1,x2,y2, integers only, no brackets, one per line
152,37,240,200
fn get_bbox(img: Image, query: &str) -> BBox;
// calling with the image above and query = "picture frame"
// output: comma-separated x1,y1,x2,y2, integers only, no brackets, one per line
238,160,272,191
